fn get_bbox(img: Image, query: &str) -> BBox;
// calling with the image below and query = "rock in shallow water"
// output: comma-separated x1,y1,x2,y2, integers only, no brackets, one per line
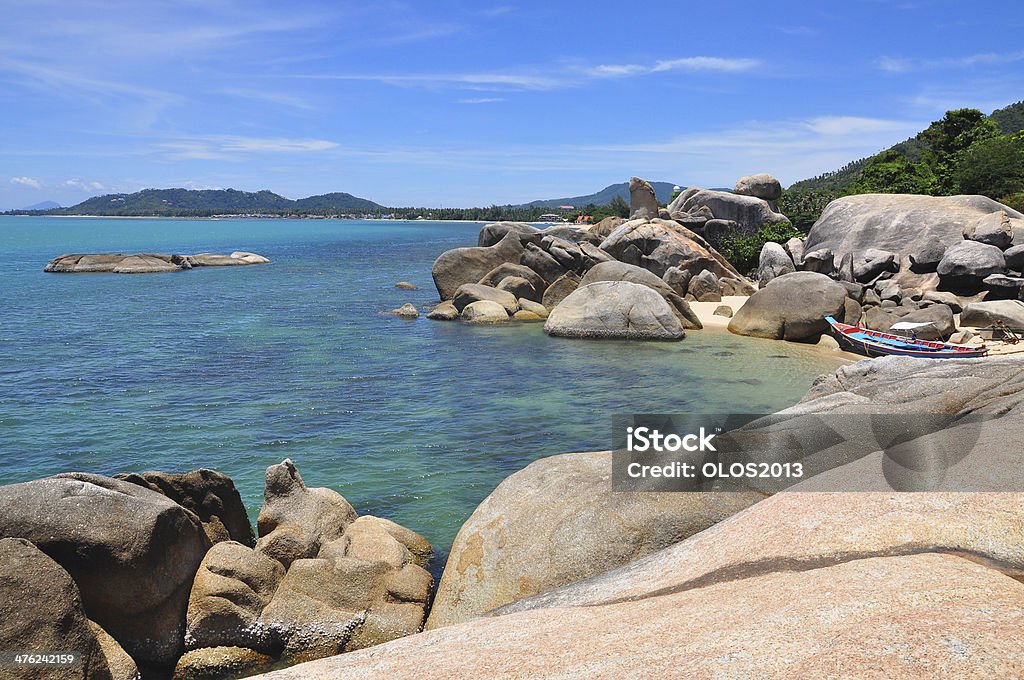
543,281,685,340
44,251,269,273
460,300,509,323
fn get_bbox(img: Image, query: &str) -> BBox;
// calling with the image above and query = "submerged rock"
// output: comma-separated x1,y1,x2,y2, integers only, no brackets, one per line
425,301,459,321
452,284,518,315
386,303,420,318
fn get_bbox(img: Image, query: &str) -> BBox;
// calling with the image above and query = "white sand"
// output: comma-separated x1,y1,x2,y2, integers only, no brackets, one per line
688,295,750,330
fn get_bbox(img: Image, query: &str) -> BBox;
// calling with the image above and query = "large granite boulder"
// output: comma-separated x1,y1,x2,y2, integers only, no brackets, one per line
175,647,275,680
478,263,547,297
937,240,1006,282
804,193,1023,264
862,303,956,340
960,300,1024,329
0,474,210,669
540,235,583,271
116,468,255,546
599,218,741,280
0,537,125,680
425,451,763,629
784,236,805,267
963,211,1013,249
756,241,795,286
587,216,626,240
733,173,782,201
539,272,580,309
669,189,789,234
801,247,834,275
852,247,897,283
687,269,722,302
431,232,525,300
1004,244,1024,273
543,281,685,340
452,284,519,315
477,222,542,247
727,271,850,341
185,541,286,653
494,275,538,303
520,243,568,285
461,300,510,323
580,261,702,329
258,552,1024,679
628,176,659,220
255,460,357,569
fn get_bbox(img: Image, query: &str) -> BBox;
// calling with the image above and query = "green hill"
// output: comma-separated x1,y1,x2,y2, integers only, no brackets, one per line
790,101,1024,193
16,187,385,217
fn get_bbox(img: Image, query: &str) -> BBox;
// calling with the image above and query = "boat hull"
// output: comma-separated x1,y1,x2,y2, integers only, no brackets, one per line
825,316,988,359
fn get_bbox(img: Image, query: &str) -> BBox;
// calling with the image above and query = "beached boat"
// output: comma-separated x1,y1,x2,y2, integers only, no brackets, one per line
825,316,988,358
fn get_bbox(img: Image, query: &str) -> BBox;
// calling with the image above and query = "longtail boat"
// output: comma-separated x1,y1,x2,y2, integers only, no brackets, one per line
825,316,988,359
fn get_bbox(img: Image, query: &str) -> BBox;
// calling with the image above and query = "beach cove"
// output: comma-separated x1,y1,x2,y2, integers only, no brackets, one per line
0,215,849,562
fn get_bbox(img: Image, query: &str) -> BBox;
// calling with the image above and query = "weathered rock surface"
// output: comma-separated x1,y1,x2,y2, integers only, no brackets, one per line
394,281,418,290
544,281,685,340
587,216,626,240
733,173,782,201
431,232,524,300
728,271,850,341
804,193,1022,264
174,646,275,680
982,273,1024,299
862,303,956,340
476,222,541,247
579,261,701,329
185,541,286,652
478,263,547,297
599,218,741,280
539,272,580,309
259,552,1024,679
494,275,537,302
255,460,357,569
801,247,834,275
520,243,568,285
713,305,733,318
0,537,117,680
116,468,255,546
784,236,805,267
628,176,659,220
386,303,420,318
425,301,458,321
1005,244,1024,272
937,239,1006,281
964,210,1013,248
426,451,763,630
670,189,789,234
460,300,509,323
960,300,1024,329
452,284,519,315
852,247,897,283
44,252,270,273
0,474,210,669
756,241,795,286
687,269,722,302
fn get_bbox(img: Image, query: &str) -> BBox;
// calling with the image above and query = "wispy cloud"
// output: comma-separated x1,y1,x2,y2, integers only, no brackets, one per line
223,87,316,111
458,97,505,104
10,176,41,189
63,178,104,191
877,50,1024,73
157,135,338,161
296,55,761,93
0,58,181,108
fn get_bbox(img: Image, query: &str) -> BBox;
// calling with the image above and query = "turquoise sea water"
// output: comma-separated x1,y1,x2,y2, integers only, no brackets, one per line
0,216,847,568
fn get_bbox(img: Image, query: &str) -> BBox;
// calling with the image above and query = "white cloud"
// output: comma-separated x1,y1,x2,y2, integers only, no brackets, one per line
586,56,760,78
877,51,1024,73
458,97,505,104
10,175,42,189
63,178,104,191
157,135,338,160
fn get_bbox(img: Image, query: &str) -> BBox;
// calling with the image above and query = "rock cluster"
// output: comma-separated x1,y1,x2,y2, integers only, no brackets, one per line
0,461,431,679
731,194,1024,342
428,176,767,341
44,251,271,273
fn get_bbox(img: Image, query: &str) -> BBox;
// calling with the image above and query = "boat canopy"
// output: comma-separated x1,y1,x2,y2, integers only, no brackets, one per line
890,321,935,330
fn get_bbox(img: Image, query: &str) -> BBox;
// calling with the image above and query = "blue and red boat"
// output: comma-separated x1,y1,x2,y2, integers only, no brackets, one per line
825,316,988,358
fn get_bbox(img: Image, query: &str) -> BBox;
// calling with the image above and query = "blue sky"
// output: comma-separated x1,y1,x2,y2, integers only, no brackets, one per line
2,0,1023,209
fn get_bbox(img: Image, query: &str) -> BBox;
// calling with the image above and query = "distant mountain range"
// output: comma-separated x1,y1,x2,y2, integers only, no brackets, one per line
22,200,61,210
9,188,385,216
519,181,679,208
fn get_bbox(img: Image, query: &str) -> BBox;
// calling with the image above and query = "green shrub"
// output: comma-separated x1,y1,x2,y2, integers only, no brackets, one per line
718,221,803,275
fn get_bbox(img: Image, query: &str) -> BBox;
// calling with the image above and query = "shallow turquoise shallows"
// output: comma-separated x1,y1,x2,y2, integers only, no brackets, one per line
0,216,846,568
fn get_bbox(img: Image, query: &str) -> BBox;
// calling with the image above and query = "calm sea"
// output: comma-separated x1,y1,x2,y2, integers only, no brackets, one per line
0,216,846,567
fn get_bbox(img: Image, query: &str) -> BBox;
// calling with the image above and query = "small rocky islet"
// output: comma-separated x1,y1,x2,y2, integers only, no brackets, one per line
44,251,270,274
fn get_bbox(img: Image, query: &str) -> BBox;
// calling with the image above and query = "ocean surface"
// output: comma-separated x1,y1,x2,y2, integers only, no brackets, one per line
0,216,847,569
